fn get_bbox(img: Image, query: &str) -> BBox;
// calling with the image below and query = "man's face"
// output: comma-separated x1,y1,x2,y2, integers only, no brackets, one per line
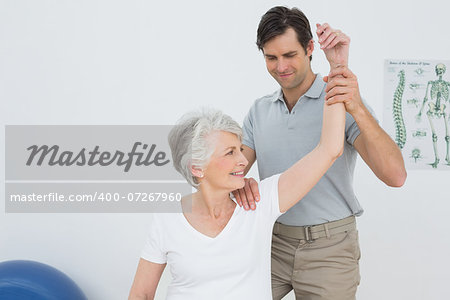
262,27,313,91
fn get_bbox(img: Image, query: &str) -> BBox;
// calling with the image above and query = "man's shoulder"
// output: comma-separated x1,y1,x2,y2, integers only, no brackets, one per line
249,90,279,110
255,89,279,103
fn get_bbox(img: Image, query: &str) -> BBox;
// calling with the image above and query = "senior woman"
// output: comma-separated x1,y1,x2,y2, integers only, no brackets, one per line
129,99,345,299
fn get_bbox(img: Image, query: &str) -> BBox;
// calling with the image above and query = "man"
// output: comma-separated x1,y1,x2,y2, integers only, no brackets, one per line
234,6,407,300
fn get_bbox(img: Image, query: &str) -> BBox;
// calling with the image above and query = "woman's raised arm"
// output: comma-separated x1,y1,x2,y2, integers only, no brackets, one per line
278,99,346,213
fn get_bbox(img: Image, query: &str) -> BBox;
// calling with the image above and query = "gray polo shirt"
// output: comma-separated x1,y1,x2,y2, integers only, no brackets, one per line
243,74,375,226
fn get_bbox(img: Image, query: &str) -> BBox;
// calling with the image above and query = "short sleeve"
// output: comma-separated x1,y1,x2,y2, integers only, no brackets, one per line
346,99,379,145
140,214,167,264
242,107,255,150
259,174,283,222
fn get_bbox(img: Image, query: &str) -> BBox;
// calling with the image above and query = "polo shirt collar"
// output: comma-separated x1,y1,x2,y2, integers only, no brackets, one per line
273,73,325,102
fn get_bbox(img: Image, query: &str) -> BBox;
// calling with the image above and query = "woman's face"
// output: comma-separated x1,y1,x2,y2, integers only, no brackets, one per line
201,131,248,192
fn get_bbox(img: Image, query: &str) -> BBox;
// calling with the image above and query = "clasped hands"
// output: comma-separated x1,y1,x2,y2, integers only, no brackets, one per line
316,23,363,116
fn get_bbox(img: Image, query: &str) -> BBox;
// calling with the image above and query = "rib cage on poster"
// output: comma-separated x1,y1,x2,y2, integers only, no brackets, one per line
383,59,450,170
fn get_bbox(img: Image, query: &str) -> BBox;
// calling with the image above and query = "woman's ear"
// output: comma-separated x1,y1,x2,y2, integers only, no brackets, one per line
190,166,204,178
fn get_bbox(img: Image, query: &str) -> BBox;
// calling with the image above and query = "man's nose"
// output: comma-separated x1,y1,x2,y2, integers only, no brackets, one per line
277,59,288,73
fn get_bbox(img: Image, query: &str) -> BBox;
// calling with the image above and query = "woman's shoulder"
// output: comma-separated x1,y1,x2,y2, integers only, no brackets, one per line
254,174,282,219
259,174,281,196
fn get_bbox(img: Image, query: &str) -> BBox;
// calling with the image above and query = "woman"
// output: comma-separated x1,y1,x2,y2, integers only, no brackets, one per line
129,97,345,299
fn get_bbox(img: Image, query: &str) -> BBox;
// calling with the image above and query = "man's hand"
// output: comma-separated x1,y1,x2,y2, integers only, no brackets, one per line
231,178,260,211
324,66,363,116
316,23,350,69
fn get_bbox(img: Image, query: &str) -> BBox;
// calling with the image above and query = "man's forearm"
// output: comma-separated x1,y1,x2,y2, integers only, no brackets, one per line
353,105,407,187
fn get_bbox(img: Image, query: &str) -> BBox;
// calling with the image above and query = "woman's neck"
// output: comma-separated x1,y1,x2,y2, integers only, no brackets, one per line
190,185,236,219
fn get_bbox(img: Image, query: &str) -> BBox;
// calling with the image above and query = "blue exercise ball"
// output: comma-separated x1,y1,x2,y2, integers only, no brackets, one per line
0,260,87,300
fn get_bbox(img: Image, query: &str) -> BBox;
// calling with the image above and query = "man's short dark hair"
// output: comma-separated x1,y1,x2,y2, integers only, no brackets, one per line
256,6,313,60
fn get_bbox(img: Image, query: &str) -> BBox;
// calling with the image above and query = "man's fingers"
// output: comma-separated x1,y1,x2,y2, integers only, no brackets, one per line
328,66,354,79
232,190,242,207
243,179,256,210
326,94,348,105
233,178,260,211
323,75,329,83
248,178,261,203
238,187,249,210
325,87,348,100
325,77,348,92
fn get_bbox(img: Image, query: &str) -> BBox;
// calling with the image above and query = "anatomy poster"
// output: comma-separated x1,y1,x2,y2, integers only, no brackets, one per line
383,59,450,170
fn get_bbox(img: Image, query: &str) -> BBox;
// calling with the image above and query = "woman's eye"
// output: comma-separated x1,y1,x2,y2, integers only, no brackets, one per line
227,150,234,155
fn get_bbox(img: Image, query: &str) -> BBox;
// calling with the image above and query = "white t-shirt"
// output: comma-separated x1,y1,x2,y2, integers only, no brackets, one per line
141,174,283,300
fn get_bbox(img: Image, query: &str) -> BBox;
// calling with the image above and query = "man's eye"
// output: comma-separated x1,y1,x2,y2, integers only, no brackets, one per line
267,57,276,61
240,147,244,152
227,150,234,155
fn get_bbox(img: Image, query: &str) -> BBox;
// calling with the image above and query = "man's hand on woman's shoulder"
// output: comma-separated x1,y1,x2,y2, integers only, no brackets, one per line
232,178,260,211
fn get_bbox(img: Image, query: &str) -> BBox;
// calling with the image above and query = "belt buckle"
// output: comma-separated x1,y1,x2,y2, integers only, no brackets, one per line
304,226,314,243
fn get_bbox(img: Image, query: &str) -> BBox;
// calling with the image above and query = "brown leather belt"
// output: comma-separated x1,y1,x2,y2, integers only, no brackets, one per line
273,215,356,242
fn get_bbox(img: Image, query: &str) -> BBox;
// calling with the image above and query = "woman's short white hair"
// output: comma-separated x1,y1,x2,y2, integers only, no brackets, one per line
168,109,243,188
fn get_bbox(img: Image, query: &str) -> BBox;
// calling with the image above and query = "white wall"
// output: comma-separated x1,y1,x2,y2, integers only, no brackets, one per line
1,0,449,299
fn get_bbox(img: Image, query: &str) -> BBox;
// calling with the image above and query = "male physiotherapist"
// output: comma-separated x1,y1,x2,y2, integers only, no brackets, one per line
234,6,406,300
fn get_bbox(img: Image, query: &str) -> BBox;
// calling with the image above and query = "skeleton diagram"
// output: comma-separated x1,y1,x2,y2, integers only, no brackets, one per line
416,63,450,168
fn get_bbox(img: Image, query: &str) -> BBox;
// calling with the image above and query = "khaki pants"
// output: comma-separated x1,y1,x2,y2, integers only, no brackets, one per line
271,220,361,300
